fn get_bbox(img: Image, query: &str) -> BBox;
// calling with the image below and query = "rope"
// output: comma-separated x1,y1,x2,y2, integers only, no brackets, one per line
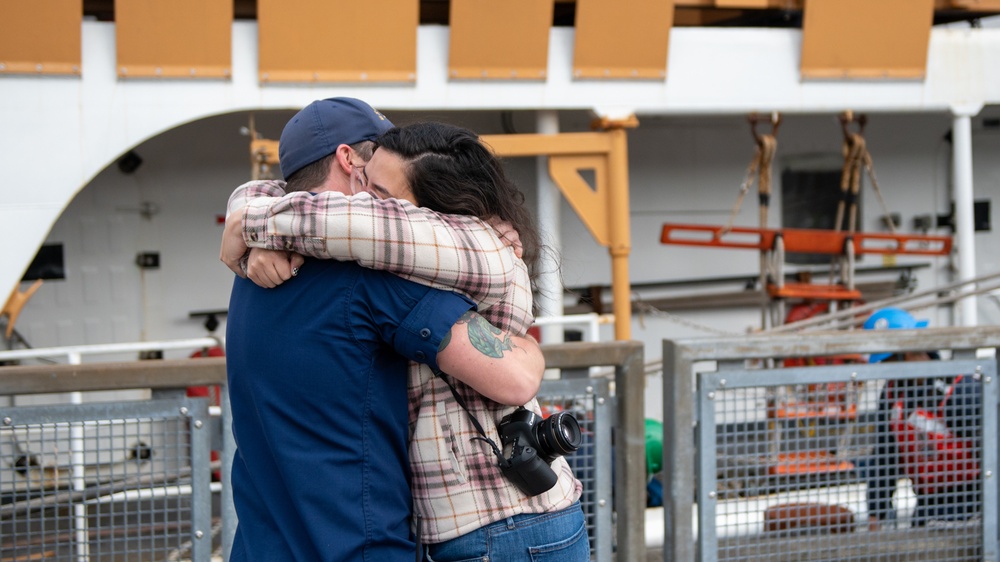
722,154,758,232
722,113,781,233
863,150,896,233
828,112,898,288
836,112,895,235
757,134,777,228
632,296,745,337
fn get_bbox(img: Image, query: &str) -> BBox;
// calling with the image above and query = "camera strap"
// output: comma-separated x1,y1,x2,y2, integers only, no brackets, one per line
433,370,510,467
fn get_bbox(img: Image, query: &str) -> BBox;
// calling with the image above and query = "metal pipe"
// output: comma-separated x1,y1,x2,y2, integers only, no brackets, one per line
221,388,236,562
662,339,695,562
536,110,565,347
608,127,633,340
952,104,982,327
66,352,90,562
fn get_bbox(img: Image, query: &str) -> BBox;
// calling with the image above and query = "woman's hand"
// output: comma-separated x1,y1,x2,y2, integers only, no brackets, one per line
246,249,306,288
485,217,523,259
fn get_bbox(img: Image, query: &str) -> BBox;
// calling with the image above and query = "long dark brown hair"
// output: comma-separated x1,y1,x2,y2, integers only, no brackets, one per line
375,122,542,275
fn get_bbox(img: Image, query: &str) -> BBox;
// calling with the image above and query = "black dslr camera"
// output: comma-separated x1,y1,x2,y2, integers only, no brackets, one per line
496,407,582,496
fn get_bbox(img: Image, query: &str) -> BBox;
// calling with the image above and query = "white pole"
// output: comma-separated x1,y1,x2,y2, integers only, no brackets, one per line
67,352,91,562
951,104,982,327
536,110,564,345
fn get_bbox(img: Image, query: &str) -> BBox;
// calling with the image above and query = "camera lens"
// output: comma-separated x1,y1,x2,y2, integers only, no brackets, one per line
535,411,582,461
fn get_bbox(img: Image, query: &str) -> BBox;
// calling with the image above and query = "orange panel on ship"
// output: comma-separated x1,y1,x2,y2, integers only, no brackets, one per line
0,0,81,75
258,0,417,83
573,0,674,79
449,0,553,80
801,0,934,79
117,0,231,79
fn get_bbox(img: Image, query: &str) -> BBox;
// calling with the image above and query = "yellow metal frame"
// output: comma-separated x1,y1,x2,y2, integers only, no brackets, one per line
248,119,638,340
2,279,42,338
482,120,636,340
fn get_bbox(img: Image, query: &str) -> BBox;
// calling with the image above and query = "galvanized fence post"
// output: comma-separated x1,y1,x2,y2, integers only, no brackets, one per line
542,340,646,562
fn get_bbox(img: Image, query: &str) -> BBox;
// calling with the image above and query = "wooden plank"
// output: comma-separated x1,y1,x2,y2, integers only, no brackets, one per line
258,0,417,83
801,0,935,80
0,358,227,395
573,0,674,79
0,0,81,76
448,0,553,80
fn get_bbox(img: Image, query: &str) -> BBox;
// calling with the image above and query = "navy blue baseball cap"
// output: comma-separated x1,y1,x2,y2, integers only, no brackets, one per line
278,97,394,180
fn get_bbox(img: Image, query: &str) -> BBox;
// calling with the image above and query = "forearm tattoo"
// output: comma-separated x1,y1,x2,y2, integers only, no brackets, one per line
438,310,516,358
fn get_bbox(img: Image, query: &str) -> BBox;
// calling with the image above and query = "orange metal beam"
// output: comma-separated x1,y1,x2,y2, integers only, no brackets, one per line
661,223,952,256
481,133,614,157
2,279,42,338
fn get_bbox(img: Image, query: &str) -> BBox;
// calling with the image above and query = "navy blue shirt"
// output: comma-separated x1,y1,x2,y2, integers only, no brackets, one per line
226,258,475,562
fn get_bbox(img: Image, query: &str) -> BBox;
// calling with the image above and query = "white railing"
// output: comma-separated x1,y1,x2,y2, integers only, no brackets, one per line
533,313,614,377
533,312,613,344
0,337,223,365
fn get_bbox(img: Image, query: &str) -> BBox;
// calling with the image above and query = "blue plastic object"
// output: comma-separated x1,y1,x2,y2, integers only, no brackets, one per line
862,307,929,363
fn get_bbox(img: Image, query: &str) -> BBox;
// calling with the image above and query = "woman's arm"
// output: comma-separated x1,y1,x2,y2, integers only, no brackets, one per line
435,310,543,406
220,181,290,277
223,182,517,306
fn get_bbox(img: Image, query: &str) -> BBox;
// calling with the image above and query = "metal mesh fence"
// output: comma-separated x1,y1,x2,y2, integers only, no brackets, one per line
1,398,213,561
699,359,992,562
536,376,613,562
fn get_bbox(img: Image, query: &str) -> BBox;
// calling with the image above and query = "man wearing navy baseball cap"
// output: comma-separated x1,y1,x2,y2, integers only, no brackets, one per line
278,97,393,188
223,100,544,562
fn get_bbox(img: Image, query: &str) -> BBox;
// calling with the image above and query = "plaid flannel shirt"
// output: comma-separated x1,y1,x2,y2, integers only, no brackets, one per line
229,181,581,543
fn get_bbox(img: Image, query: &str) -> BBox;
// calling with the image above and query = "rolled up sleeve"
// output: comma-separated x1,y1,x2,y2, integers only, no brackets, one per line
393,290,476,372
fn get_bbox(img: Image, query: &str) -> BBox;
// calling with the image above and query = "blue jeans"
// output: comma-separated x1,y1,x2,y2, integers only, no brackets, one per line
424,503,590,562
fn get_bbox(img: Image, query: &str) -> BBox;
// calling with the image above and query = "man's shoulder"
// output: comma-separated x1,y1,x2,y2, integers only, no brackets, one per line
356,265,474,307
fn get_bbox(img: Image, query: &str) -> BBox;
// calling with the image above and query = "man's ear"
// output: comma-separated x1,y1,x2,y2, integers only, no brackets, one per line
332,144,355,175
